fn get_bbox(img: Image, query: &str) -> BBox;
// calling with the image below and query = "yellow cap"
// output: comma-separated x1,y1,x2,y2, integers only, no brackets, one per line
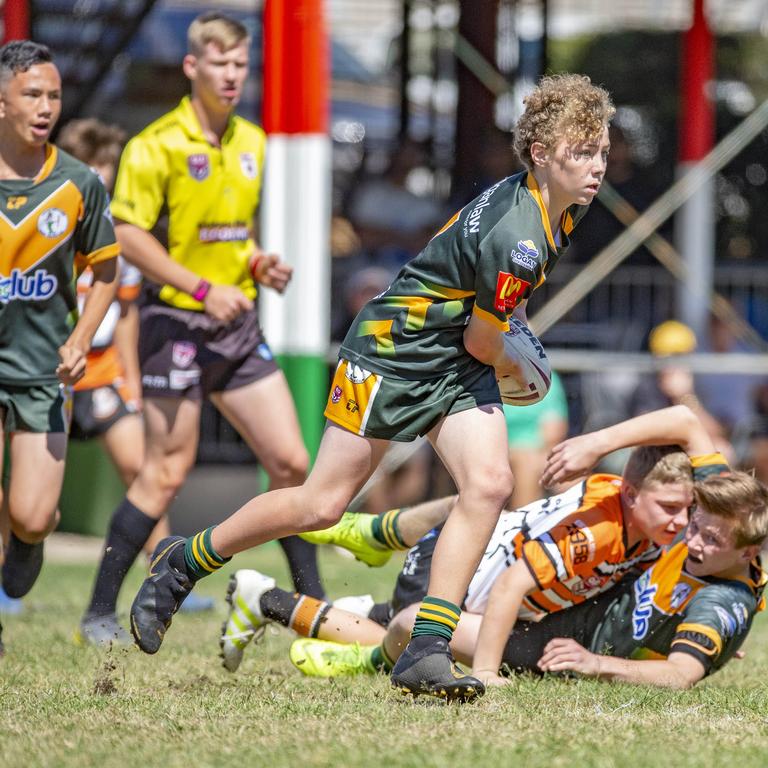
648,320,697,357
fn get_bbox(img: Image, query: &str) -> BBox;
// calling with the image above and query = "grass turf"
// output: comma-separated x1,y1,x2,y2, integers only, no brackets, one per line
2,542,768,768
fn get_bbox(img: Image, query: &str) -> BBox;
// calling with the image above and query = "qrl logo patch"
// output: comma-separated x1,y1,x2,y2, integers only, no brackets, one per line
494,272,530,313
37,208,68,237
187,154,210,181
172,341,197,368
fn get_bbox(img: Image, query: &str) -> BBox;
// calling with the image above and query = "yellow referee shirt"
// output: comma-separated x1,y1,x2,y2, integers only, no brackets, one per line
111,96,267,310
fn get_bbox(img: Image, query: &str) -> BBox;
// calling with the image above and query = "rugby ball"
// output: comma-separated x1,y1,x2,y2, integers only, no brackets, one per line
497,318,551,405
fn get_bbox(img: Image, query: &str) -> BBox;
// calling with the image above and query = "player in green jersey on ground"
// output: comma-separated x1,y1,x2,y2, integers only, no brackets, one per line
0,41,119,650
130,72,614,702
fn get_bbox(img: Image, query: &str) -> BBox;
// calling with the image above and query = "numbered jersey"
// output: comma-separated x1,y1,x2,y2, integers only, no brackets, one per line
0,145,118,385
339,171,589,380
464,474,661,618
592,540,766,675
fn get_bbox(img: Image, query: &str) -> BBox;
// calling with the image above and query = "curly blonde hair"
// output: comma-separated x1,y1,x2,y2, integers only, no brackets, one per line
513,74,615,170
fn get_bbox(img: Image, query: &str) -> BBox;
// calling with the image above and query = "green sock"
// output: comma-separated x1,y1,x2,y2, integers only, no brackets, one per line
371,508,409,550
411,596,460,642
367,644,394,673
183,527,230,582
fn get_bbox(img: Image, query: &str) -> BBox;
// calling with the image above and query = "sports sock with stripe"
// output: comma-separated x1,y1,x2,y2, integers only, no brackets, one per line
411,595,461,642
368,644,394,672
182,527,230,582
85,497,158,616
260,586,331,638
371,508,409,550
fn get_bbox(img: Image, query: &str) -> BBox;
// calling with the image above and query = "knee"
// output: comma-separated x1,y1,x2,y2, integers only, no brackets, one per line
12,508,59,542
462,465,515,510
266,447,310,489
141,455,192,503
303,494,347,531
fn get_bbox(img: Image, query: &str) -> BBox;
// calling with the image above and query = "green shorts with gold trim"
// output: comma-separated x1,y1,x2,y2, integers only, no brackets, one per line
324,359,501,442
0,382,71,434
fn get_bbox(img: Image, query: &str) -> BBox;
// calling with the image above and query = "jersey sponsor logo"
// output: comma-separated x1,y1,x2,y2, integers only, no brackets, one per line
714,606,737,637
239,152,258,180
344,363,372,384
402,548,421,577
198,223,249,243
92,386,120,420
511,240,538,271
732,602,748,633
6,195,27,210
494,272,530,313
37,208,69,238
0,268,58,303
463,180,503,236
569,574,603,595
670,582,692,610
567,520,596,566
331,385,343,404
169,369,201,390
632,570,657,640
142,374,168,388
172,341,196,369
187,154,210,181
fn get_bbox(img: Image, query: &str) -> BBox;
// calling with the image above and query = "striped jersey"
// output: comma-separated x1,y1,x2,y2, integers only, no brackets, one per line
463,452,732,619
0,145,119,385
339,172,589,380
591,539,766,675
464,474,660,618
110,96,267,311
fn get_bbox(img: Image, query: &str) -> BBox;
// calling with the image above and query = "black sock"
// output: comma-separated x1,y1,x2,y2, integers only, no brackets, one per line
2,533,44,598
368,601,394,627
277,535,326,599
85,498,158,617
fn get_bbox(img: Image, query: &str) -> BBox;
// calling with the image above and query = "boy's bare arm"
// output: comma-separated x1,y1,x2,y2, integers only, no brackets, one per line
542,405,716,486
538,638,705,689
471,559,537,687
57,257,118,385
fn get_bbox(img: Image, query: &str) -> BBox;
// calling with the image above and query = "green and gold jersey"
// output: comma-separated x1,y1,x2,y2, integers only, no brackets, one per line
111,96,267,311
339,171,589,379
0,145,119,385
591,540,767,676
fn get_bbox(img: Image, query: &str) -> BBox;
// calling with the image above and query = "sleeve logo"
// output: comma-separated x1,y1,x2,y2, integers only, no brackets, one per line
494,271,530,312
511,240,538,271
239,152,258,180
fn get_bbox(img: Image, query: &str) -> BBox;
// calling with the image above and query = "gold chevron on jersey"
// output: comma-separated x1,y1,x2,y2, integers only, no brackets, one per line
0,180,83,276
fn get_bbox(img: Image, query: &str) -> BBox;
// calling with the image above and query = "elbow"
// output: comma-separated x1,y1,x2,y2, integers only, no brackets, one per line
463,333,497,366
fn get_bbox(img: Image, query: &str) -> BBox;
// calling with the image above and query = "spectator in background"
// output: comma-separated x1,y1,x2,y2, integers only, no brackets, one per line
504,370,569,507
696,313,762,432
347,139,444,271
629,320,733,461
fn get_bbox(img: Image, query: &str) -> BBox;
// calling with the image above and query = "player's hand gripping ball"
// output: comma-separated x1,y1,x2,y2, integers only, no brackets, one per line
497,318,551,405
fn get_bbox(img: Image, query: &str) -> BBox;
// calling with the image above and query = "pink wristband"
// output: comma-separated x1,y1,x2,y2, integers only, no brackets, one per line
191,279,211,302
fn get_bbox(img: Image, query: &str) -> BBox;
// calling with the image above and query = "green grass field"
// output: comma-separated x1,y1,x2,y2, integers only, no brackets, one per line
3,540,768,768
